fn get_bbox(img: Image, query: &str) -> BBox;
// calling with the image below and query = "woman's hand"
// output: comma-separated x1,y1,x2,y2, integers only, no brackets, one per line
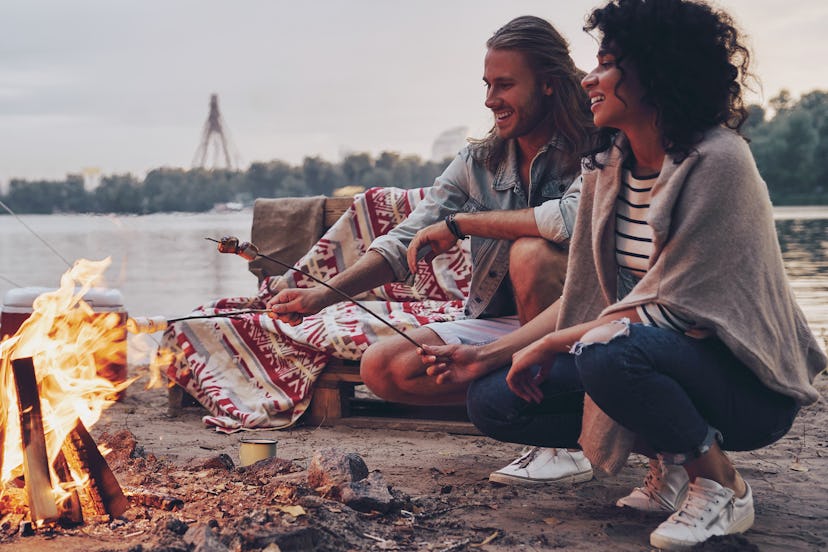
506,338,557,404
418,343,491,385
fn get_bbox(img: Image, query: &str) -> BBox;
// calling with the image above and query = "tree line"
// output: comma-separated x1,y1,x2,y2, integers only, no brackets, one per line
2,89,826,214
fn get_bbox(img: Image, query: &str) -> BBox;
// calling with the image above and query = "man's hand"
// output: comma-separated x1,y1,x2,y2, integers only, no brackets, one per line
406,221,458,273
265,287,328,326
506,338,557,404
418,343,492,385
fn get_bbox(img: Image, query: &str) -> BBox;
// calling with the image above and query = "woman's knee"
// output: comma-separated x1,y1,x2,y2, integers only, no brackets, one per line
466,370,520,438
575,323,634,397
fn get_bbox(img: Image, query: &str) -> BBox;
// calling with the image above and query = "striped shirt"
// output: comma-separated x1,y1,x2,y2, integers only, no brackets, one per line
616,170,697,334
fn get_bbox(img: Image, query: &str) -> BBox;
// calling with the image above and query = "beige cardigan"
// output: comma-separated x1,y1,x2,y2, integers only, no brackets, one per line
559,127,827,474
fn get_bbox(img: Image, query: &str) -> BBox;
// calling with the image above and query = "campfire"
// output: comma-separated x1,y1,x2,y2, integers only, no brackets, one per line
0,258,130,529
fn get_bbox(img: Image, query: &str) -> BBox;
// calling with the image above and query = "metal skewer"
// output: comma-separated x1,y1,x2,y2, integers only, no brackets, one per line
206,236,423,349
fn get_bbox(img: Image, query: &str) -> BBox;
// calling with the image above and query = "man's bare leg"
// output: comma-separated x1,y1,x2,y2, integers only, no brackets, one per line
361,238,565,406
360,326,468,405
509,237,568,324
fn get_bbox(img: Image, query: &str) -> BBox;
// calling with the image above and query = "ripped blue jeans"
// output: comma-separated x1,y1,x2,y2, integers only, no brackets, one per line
466,323,798,460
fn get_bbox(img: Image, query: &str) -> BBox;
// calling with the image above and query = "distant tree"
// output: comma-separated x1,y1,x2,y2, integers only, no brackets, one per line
244,160,298,198
769,89,793,114
302,156,343,196
93,174,142,213
749,89,827,203
2,177,89,214
341,153,373,186
742,104,766,138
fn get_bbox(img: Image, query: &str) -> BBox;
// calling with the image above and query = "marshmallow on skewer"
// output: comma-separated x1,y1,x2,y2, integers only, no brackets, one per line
126,316,169,334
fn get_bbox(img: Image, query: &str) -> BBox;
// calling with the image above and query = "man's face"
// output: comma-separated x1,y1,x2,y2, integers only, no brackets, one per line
483,48,552,141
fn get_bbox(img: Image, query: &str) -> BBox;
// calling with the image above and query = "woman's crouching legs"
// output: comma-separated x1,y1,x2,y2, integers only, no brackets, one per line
466,356,584,448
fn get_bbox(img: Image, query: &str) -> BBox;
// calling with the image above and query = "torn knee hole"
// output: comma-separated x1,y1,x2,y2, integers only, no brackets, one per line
571,318,630,355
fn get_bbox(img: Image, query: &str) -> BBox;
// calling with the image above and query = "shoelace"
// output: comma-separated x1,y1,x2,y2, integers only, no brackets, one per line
514,447,543,468
673,482,726,527
634,463,665,499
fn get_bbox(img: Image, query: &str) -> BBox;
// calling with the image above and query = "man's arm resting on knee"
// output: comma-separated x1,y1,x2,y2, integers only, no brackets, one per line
451,175,581,243
451,208,542,241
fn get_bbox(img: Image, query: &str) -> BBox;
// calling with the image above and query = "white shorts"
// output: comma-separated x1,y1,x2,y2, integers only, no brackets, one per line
425,316,521,346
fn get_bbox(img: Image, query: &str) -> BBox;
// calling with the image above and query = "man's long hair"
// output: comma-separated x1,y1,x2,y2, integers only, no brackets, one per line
470,16,595,176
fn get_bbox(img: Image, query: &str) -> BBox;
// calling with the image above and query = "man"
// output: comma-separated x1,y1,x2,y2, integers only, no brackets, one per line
268,16,594,485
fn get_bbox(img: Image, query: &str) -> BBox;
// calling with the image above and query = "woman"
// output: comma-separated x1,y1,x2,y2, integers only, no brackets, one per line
419,0,826,549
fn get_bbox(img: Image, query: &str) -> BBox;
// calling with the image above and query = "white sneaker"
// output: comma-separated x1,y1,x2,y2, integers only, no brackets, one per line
617,459,689,513
649,477,754,550
488,447,593,486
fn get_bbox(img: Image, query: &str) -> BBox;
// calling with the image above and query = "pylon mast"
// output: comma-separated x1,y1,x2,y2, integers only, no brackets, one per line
192,94,237,170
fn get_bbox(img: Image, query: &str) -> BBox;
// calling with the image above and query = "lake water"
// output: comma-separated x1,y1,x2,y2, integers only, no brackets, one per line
0,208,826,349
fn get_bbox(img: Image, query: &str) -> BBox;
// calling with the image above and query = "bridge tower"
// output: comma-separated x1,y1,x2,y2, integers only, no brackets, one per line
192,93,238,170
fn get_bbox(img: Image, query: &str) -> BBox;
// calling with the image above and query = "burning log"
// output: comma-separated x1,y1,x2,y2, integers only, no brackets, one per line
11,357,60,524
52,451,83,525
9,356,129,529
63,420,129,518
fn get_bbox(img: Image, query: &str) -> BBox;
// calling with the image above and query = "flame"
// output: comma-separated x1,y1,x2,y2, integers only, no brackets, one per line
0,258,129,500
127,333,170,391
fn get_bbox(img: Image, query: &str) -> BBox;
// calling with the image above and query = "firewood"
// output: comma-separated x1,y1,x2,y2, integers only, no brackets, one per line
67,420,129,517
52,451,83,525
11,357,59,523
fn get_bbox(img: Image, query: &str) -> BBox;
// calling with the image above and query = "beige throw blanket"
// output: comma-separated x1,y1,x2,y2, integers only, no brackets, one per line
560,127,826,474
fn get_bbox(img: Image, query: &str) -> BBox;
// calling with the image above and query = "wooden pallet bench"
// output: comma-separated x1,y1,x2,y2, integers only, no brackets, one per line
169,195,477,434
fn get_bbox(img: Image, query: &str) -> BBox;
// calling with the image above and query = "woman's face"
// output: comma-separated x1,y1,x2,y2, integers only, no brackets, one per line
581,48,654,132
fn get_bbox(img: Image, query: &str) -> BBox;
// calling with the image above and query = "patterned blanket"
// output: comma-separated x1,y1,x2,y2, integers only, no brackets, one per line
161,187,471,432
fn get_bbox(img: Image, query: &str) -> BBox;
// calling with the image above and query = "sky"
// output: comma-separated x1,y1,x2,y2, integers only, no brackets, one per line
0,0,825,183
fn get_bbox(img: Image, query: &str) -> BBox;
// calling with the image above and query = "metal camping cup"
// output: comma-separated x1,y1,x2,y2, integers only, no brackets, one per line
238,438,277,467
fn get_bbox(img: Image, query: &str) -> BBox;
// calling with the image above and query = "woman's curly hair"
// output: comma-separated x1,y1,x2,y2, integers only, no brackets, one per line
584,0,755,163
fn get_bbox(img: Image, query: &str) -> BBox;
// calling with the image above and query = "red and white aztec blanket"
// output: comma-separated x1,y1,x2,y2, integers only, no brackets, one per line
161,187,471,432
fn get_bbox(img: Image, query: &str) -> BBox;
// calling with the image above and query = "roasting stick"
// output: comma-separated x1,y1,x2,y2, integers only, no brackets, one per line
0,199,72,268
205,236,423,349
126,309,271,334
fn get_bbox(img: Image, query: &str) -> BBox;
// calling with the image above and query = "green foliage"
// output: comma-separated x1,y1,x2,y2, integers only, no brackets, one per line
748,89,828,204
0,151,452,214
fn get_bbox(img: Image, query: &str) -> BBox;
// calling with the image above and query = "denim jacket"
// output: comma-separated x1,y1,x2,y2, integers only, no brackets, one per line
370,137,580,319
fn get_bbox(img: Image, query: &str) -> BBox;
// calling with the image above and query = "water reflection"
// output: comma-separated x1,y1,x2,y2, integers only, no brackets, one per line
776,218,828,347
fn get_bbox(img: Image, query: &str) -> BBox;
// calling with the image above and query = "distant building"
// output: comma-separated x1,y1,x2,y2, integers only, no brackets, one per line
82,167,102,192
431,126,468,161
